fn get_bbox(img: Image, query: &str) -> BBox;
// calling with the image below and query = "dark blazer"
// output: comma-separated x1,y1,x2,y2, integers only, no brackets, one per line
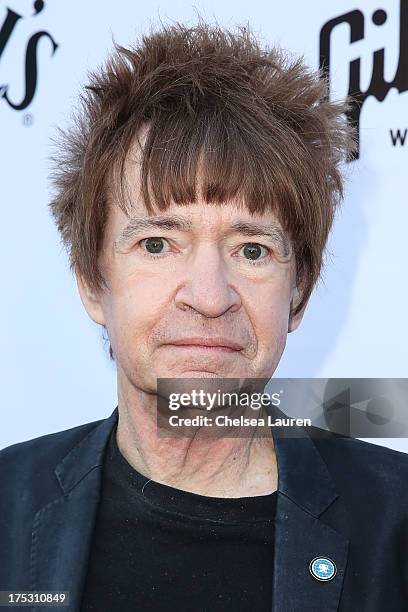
1,406,407,611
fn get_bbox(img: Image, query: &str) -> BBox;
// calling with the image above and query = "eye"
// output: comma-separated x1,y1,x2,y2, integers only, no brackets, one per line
140,237,170,255
239,242,270,262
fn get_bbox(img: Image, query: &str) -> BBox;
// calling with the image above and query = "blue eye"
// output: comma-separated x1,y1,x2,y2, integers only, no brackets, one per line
138,237,172,260
240,243,269,261
141,237,169,254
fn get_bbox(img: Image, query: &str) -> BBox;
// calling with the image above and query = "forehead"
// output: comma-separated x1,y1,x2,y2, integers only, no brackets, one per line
110,197,284,228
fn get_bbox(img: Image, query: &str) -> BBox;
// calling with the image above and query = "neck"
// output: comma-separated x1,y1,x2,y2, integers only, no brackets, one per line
115,376,278,498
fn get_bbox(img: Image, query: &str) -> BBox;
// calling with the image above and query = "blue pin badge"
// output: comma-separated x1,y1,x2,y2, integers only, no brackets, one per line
309,556,337,581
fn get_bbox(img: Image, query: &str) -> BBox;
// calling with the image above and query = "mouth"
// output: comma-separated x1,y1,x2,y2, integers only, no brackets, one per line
168,345,237,353
166,337,243,352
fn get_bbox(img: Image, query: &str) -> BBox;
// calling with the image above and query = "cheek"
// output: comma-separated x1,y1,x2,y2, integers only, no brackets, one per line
245,277,292,333
102,270,171,350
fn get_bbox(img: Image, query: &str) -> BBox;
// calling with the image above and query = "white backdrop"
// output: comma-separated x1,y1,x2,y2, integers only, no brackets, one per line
1,0,407,452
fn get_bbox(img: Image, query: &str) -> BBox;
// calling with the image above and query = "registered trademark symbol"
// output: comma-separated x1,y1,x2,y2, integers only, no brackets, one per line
23,113,33,126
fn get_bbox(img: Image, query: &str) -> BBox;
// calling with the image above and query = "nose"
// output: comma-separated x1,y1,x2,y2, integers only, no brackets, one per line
174,244,241,318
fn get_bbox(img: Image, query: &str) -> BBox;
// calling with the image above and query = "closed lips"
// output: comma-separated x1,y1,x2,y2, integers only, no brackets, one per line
167,338,243,350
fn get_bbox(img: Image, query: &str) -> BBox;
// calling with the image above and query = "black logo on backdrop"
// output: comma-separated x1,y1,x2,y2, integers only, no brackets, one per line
319,0,408,160
0,0,58,111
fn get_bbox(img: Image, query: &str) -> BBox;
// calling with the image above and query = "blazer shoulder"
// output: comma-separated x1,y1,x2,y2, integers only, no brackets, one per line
0,417,106,475
0,412,117,543
314,433,408,462
313,433,408,498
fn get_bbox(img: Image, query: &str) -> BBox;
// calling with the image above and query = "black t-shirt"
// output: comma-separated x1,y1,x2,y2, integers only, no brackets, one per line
80,426,278,612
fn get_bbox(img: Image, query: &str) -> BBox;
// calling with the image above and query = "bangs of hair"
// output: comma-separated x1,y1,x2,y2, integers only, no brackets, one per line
112,78,337,240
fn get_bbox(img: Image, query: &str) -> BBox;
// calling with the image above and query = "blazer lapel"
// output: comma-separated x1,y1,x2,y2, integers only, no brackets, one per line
270,408,349,611
30,408,119,612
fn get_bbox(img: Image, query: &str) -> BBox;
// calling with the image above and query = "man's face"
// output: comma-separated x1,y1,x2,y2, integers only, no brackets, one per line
77,166,305,393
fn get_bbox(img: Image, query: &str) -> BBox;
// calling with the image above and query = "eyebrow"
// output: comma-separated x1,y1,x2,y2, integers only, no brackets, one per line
114,214,292,257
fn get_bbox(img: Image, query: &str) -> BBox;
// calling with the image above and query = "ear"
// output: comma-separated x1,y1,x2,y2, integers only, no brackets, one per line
288,286,308,333
75,268,106,326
